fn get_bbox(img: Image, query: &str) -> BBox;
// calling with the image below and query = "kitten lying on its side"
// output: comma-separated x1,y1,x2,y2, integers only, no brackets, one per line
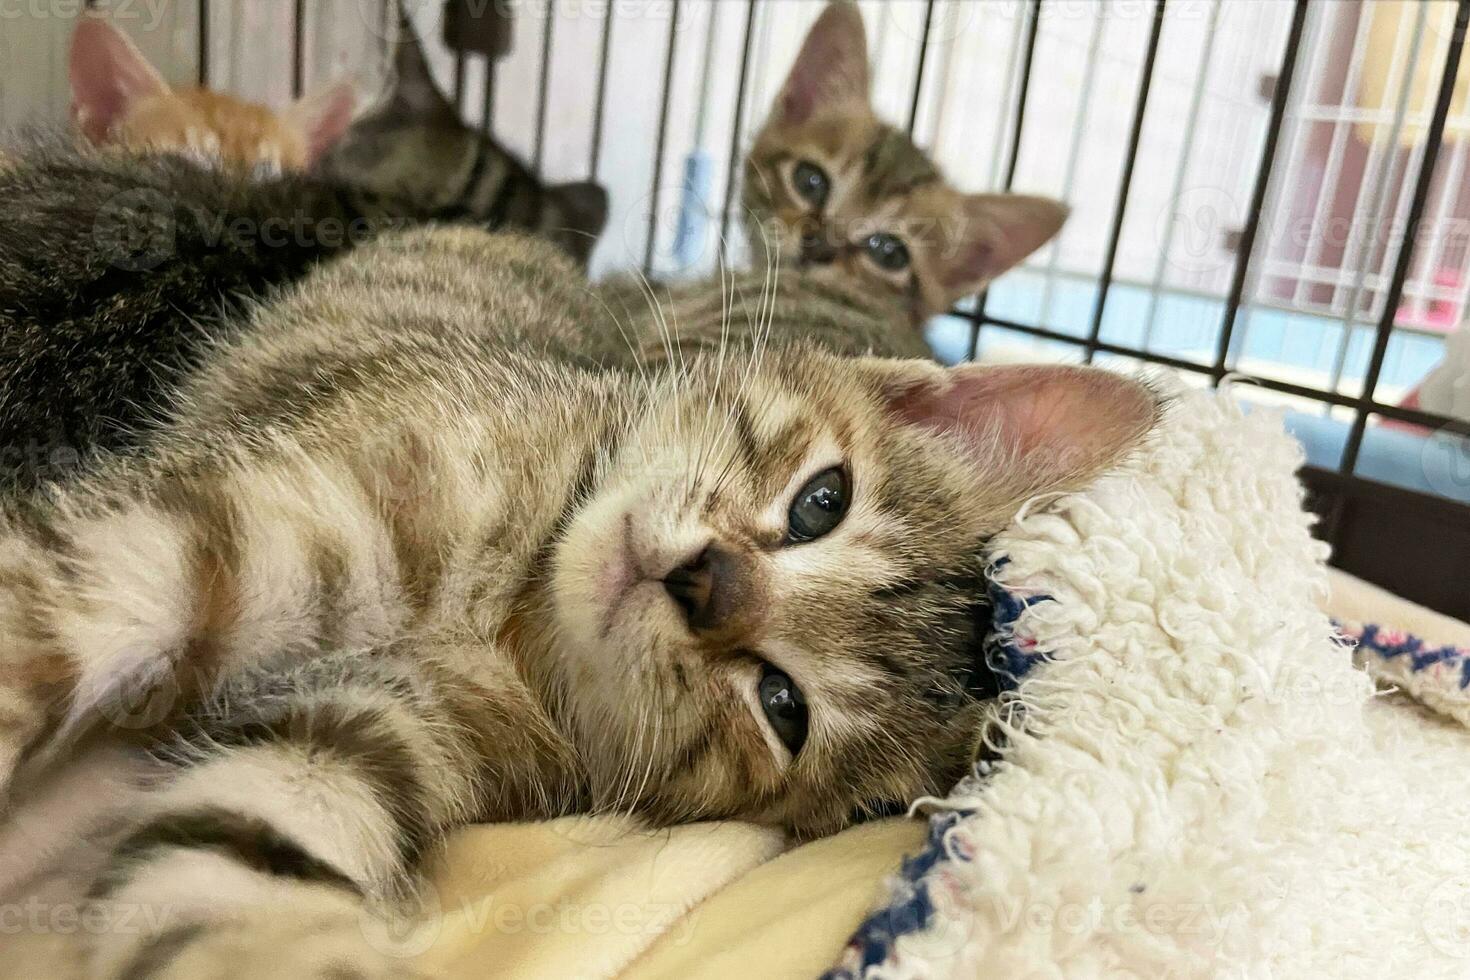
70,16,357,176
0,226,1157,977
743,1,1067,328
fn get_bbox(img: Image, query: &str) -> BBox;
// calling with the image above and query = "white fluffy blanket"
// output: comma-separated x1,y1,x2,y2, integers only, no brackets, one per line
828,381,1470,979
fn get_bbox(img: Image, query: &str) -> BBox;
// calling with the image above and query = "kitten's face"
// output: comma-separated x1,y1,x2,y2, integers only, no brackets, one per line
743,2,1067,325
68,17,354,176
323,20,607,265
550,350,1157,836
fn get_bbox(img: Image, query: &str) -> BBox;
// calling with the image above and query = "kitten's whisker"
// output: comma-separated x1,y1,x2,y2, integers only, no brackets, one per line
697,230,785,505
585,286,653,386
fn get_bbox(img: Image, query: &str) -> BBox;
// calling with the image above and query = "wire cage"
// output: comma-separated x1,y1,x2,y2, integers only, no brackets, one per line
2,0,1469,617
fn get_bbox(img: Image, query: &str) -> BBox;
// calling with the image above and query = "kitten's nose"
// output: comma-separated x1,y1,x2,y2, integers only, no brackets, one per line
662,544,744,634
799,230,838,266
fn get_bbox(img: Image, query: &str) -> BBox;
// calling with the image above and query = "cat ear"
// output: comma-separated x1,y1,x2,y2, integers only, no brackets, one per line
387,15,454,117
286,80,358,167
939,194,1069,295
69,17,170,145
542,180,610,265
775,1,870,125
874,361,1157,493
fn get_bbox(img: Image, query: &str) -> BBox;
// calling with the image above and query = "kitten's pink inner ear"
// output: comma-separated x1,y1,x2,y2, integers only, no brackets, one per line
289,81,357,166
777,1,871,124
887,364,1156,490
942,195,1070,294
69,18,170,145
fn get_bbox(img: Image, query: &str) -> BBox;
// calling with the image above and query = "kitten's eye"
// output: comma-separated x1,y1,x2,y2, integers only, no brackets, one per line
786,467,849,543
864,232,911,272
759,664,809,756
791,161,831,209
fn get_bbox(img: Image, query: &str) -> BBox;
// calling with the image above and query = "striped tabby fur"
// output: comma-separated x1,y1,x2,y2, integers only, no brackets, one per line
0,229,1156,977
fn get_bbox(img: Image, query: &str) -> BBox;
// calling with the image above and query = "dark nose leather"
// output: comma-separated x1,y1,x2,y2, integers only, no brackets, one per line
799,229,838,266
663,544,744,633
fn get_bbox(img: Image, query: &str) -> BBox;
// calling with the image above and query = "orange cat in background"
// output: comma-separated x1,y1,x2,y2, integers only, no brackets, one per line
69,16,355,174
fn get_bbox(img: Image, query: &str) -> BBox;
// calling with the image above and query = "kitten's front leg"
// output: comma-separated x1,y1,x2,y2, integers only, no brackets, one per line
0,452,413,803
83,651,493,980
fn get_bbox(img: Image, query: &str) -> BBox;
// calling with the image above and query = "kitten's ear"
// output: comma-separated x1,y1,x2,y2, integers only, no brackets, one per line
69,17,170,144
874,361,1157,493
543,180,610,266
940,195,1069,295
387,15,454,117
286,80,358,167
775,1,870,125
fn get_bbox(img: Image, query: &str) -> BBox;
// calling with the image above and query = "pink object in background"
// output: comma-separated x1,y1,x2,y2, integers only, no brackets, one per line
1395,267,1462,334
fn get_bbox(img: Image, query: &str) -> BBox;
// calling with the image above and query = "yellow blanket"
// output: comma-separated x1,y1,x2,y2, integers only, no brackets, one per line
417,816,925,979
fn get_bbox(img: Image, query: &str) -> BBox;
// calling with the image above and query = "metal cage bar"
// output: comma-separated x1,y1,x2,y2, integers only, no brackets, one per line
481,57,495,134
1082,0,1168,364
1209,0,1311,381
718,0,760,255
1292,3,1376,318
1037,5,1109,333
905,0,936,138
196,0,209,88
1324,2,1428,400
1342,0,1470,472
967,0,1043,363
956,311,1470,439
643,0,684,275
291,0,306,99
1137,0,1223,354
532,11,555,173
587,10,615,178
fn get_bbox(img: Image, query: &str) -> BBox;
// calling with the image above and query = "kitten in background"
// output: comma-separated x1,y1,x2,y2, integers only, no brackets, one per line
743,1,1067,328
323,14,609,265
69,16,356,176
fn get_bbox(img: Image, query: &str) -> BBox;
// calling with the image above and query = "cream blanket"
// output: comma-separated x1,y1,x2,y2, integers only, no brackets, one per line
827,383,1470,979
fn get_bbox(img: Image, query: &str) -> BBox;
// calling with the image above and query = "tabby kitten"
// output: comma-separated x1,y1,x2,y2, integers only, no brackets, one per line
0,226,1156,975
323,16,608,266
743,1,1067,327
70,16,357,176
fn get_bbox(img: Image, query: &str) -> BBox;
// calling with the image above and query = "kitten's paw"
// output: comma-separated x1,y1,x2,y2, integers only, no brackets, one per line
96,914,425,980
